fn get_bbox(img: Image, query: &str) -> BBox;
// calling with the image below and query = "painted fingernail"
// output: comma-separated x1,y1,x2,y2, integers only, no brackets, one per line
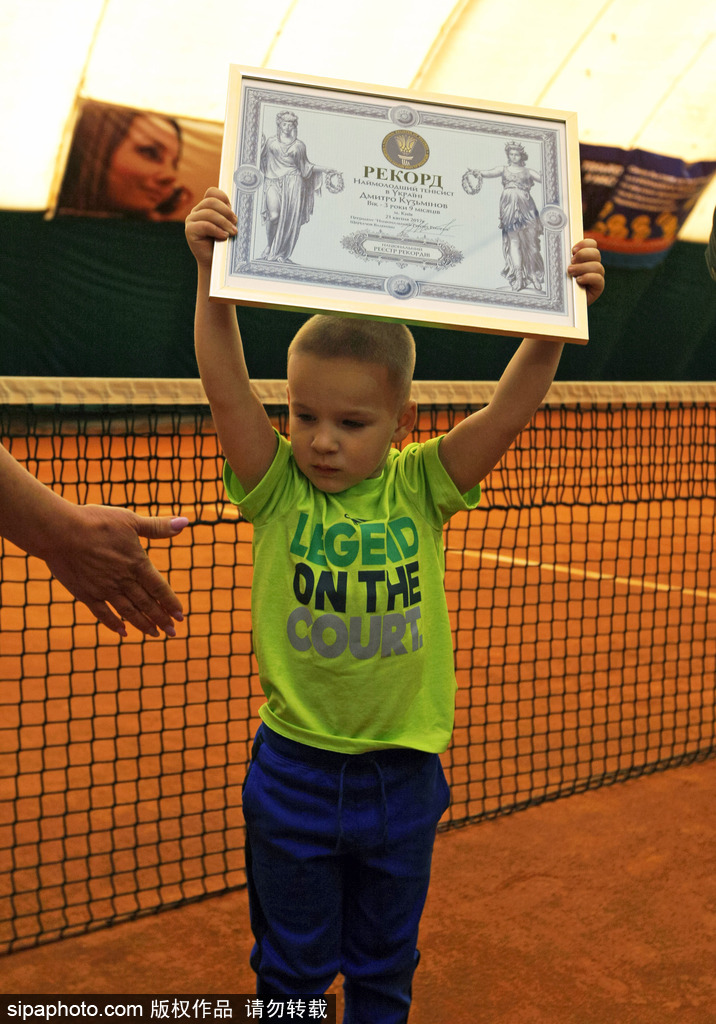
171,517,190,531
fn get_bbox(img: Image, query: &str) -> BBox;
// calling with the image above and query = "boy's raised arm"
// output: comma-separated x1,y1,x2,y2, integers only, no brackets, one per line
439,240,605,495
185,188,278,494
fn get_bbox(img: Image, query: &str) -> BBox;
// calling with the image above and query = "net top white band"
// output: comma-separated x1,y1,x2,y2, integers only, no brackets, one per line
1,377,715,407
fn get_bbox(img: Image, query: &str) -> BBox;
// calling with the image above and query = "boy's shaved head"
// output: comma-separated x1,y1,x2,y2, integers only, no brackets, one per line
288,315,416,406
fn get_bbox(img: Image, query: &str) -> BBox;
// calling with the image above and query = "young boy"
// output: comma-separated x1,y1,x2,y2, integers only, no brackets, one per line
185,188,604,1023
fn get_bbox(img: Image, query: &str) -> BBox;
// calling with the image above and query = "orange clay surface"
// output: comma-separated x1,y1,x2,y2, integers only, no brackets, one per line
2,756,716,1024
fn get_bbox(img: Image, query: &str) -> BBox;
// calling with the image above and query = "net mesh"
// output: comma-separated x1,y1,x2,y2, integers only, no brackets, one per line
1,378,715,953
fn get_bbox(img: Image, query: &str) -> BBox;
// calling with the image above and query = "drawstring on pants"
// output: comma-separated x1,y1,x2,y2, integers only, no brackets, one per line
370,758,390,850
336,761,348,851
335,757,389,852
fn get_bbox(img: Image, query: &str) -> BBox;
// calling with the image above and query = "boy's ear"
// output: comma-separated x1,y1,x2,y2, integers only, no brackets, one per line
393,399,418,442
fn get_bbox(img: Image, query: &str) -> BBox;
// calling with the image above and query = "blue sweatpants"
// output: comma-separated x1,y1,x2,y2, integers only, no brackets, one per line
241,724,450,1024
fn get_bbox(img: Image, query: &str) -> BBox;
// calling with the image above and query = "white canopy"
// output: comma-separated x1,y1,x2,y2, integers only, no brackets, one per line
3,0,715,240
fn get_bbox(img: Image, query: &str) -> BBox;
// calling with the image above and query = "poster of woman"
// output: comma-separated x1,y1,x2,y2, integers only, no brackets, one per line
56,100,221,221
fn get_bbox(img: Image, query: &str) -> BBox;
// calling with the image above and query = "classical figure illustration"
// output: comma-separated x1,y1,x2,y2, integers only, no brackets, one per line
463,141,545,292
259,111,341,263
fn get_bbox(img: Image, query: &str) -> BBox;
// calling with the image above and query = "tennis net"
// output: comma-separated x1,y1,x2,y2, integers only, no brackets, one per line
1,376,714,953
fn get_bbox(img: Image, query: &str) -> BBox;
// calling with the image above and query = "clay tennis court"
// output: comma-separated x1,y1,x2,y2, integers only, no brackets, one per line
3,756,716,1023
1,385,715,1021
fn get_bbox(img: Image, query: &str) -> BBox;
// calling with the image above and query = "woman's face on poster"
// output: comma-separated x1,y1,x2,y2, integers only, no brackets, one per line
105,114,181,213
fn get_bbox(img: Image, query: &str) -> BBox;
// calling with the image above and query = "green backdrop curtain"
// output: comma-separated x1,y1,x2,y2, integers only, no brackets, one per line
1,211,715,381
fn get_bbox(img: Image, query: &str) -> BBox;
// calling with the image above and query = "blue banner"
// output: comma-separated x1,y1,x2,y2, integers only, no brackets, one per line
580,144,716,267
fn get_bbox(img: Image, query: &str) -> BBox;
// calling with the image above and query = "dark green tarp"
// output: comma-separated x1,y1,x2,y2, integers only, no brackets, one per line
1,211,715,381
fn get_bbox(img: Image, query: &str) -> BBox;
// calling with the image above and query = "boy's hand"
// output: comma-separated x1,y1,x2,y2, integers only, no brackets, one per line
185,187,238,269
568,239,604,305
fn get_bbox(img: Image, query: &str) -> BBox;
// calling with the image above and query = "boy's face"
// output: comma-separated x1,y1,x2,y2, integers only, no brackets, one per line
287,352,416,493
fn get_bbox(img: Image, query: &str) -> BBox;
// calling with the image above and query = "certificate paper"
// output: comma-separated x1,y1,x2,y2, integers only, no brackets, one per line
211,67,588,343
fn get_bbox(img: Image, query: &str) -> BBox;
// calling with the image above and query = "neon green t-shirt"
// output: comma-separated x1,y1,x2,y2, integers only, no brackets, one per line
223,433,480,754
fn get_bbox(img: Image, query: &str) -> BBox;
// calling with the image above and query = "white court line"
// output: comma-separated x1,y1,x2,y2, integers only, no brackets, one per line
158,509,715,603
450,548,716,603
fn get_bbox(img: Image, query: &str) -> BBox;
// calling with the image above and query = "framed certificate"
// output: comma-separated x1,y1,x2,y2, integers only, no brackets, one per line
211,66,588,343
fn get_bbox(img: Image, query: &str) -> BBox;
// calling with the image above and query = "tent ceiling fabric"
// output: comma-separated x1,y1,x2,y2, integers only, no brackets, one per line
3,0,715,240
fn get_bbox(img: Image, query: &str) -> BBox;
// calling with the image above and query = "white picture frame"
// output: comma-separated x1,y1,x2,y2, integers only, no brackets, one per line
211,66,588,343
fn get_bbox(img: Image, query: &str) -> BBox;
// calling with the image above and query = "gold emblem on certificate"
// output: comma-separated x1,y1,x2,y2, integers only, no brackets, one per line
381,130,430,170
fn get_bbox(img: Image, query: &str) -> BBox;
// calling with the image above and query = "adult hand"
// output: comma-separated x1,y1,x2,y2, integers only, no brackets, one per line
43,505,189,637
